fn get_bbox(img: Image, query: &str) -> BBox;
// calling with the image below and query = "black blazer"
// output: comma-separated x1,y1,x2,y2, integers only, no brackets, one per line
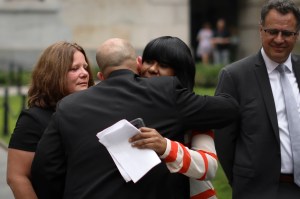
31,69,238,199
215,51,300,199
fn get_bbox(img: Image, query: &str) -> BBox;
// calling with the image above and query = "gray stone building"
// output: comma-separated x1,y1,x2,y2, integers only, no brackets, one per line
1,0,300,69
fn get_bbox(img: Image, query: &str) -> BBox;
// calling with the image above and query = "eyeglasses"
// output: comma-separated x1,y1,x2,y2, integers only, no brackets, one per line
263,28,298,38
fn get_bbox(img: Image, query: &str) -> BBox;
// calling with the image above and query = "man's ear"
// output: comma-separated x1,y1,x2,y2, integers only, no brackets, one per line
97,72,105,80
259,24,263,39
136,56,143,74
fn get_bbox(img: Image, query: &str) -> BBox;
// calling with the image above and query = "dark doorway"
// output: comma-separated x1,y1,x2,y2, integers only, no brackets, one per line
190,0,238,62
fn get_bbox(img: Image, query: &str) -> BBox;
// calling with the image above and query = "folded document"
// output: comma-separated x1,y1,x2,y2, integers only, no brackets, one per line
96,119,161,183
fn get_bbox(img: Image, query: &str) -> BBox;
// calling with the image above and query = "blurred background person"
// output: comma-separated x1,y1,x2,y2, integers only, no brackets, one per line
212,18,231,66
196,22,214,65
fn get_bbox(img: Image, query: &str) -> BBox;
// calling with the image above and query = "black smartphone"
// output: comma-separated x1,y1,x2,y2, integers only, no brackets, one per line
130,118,145,128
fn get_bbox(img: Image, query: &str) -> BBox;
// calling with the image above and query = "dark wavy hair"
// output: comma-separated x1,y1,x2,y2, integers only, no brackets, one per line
28,41,94,109
142,36,195,91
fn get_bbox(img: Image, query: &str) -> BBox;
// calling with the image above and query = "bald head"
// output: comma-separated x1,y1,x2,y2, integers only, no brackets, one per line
96,38,137,78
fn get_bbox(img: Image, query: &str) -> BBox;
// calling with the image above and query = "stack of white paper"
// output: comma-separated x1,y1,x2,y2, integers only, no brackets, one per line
96,119,161,183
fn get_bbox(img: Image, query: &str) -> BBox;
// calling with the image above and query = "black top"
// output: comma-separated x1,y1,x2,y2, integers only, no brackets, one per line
213,29,231,50
9,106,54,152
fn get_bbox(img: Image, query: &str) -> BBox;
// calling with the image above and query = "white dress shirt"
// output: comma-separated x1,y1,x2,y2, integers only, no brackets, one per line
261,48,300,173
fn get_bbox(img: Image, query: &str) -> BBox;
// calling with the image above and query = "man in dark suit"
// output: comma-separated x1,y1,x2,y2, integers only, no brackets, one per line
31,38,238,199
215,0,300,198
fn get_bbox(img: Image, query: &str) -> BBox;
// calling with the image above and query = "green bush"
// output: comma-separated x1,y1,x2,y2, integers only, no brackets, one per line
91,66,100,81
1,63,220,88
0,71,7,84
0,66,100,86
195,63,223,88
0,69,32,86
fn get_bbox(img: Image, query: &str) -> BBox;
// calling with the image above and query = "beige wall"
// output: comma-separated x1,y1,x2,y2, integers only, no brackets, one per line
0,0,189,67
59,0,189,52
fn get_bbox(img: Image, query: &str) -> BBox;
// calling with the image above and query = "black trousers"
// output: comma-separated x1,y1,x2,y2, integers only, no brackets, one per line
277,182,300,199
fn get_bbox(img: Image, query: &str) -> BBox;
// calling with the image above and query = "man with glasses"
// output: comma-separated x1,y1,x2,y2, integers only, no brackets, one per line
215,0,300,198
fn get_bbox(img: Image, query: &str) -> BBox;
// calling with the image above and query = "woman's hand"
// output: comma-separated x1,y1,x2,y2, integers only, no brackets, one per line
129,127,167,156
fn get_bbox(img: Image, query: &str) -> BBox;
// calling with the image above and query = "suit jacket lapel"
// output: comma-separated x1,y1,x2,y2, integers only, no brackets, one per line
292,54,300,87
253,52,280,143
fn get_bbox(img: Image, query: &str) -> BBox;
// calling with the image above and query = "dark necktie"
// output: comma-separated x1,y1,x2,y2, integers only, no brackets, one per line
277,64,300,186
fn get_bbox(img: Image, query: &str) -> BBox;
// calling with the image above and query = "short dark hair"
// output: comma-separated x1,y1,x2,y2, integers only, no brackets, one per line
261,0,300,31
142,36,195,91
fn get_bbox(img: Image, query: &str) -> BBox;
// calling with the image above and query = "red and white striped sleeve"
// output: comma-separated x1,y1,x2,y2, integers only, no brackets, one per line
160,130,218,199
160,130,218,180
190,179,217,199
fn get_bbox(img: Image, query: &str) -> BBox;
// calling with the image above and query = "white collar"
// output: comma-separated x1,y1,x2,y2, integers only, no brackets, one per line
261,48,293,74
